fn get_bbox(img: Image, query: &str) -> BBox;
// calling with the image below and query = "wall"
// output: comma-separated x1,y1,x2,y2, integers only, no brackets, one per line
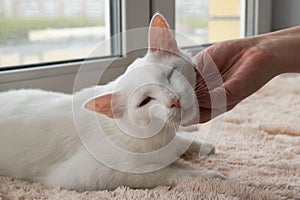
272,0,300,31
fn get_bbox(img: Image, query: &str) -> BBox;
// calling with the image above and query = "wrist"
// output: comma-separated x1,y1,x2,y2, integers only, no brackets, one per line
255,28,300,75
247,36,281,79
254,35,300,76
271,36,300,74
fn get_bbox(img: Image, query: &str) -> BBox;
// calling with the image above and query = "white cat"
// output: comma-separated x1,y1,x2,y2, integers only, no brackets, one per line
0,14,225,191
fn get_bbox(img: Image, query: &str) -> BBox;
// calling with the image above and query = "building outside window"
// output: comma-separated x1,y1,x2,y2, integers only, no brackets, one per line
176,0,242,46
0,0,112,69
0,0,271,92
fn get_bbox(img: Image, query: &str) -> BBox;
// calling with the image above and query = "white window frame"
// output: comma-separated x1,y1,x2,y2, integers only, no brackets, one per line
0,0,272,93
244,0,272,36
181,0,273,55
0,0,151,93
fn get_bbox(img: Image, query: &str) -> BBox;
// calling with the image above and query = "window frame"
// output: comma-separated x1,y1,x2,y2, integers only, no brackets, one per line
244,0,272,37
0,0,272,93
0,0,151,92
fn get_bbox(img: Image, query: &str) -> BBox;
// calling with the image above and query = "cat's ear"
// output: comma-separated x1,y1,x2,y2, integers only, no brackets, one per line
149,13,179,55
84,93,123,118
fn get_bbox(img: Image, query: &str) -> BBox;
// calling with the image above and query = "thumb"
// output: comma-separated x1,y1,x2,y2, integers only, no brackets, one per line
198,86,228,123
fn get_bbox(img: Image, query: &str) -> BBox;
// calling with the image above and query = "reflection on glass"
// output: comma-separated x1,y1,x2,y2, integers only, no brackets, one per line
0,0,111,68
176,0,241,46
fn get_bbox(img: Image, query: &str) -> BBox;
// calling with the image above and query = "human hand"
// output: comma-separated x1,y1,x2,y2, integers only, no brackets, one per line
193,37,280,123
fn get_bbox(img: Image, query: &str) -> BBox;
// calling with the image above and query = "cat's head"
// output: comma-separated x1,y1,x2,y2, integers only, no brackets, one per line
84,14,198,138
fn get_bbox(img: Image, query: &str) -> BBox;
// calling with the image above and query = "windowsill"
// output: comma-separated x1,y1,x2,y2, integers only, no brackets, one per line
0,43,213,93
0,55,133,93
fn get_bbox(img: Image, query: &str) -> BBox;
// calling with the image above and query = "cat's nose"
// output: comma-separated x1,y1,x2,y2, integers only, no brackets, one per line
168,98,181,109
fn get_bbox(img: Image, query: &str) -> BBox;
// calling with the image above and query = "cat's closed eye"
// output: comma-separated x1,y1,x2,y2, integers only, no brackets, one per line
138,97,153,107
167,68,175,80
167,66,180,81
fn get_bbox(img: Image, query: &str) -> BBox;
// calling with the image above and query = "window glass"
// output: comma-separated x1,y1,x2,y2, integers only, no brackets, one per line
0,0,118,68
176,0,242,46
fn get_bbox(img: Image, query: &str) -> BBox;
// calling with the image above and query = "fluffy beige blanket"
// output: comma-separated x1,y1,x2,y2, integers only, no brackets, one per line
0,75,299,200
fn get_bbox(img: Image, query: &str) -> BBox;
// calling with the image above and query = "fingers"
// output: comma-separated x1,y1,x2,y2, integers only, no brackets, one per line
194,50,223,91
199,107,212,123
193,47,234,123
199,104,236,123
199,86,227,109
195,69,228,123
198,86,238,123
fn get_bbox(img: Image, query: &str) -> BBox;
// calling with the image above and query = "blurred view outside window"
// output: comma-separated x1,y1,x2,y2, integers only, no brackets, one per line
176,0,242,46
0,0,112,68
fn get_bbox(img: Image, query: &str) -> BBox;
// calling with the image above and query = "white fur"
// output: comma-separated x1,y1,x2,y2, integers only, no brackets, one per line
0,14,225,191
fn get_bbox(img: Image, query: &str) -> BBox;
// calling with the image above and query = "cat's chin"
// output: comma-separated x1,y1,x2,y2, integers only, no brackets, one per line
165,118,180,128
164,111,198,127
180,118,199,127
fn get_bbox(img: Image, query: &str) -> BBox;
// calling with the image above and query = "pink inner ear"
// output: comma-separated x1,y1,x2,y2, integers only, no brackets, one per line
149,14,179,54
150,13,170,30
84,93,123,118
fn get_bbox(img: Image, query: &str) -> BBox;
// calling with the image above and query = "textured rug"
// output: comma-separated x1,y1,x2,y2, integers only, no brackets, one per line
0,75,299,200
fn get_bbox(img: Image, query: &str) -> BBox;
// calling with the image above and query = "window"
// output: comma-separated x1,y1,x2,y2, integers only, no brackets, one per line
175,0,272,47
0,0,121,69
176,0,242,46
0,0,271,93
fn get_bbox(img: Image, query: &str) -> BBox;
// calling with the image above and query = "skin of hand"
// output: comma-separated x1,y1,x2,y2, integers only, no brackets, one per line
193,26,300,123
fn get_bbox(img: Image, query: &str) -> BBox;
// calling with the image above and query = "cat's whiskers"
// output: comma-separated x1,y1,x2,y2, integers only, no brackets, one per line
170,118,177,138
194,82,207,91
195,86,209,98
160,116,177,148
161,122,168,147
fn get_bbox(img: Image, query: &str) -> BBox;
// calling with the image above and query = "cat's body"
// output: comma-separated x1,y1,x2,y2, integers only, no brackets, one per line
0,14,225,191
